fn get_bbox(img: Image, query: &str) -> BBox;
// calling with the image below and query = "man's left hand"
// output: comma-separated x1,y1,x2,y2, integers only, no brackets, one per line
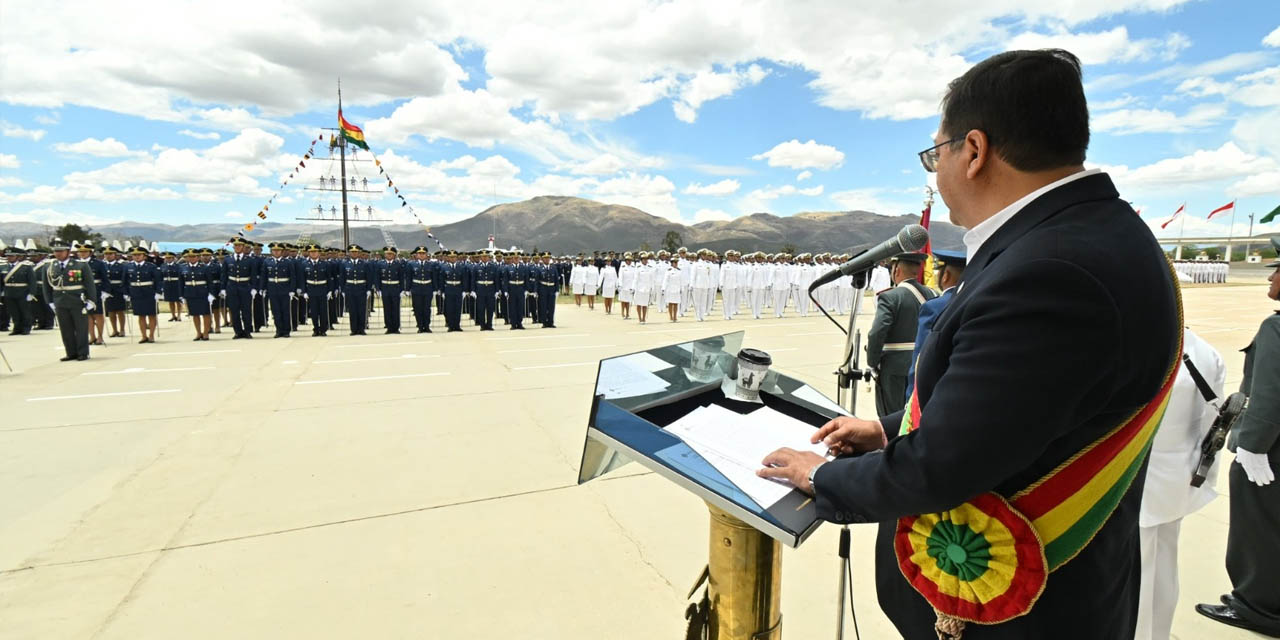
757,448,826,495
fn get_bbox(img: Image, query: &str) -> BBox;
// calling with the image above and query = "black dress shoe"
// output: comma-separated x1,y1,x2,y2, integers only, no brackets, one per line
77,356,88,361
60,356,75,362
193,337,202,342
386,329,400,334
424,328,432,333
1196,603,1280,637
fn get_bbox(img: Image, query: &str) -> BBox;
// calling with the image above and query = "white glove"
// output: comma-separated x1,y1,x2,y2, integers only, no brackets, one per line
1237,449,1275,486
179,298,186,305
26,294,34,301
207,294,214,304
155,293,162,301
303,293,310,300
48,302,55,310
85,300,96,311
402,291,410,298
250,289,257,297
219,290,226,298
124,295,131,302
296,289,303,296
101,292,110,300
326,291,334,300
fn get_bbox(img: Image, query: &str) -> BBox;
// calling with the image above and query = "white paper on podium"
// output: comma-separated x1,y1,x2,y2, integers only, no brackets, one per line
664,404,829,508
598,358,671,399
614,351,676,373
789,384,850,416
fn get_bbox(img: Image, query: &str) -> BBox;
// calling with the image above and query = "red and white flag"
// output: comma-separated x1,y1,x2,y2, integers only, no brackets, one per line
1207,200,1235,220
1160,203,1185,229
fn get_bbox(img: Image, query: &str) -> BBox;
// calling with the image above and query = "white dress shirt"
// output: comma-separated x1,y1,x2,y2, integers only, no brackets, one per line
962,168,1101,262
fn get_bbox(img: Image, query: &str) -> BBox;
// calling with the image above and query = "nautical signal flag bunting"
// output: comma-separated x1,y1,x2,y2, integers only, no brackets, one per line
338,110,370,151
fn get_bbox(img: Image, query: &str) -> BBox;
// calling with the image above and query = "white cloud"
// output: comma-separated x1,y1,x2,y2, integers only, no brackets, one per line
0,153,18,169
1100,142,1279,196
672,64,769,123
591,173,681,221
1,121,46,141
1177,66,1280,108
752,139,845,170
570,154,627,175
178,129,221,140
0,184,184,205
693,208,733,223
747,184,824,201
795,170,813,181
0,207,123,227
684,179,740,196
829,187,922,216
1091,104,1227,134
1264,26,1280,47
224,211,243,219
0,176,24,187
1007,26,1188,66
51,137,145,157
34,112,59,125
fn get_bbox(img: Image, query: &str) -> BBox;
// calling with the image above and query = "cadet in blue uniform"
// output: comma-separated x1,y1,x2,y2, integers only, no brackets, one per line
222,238,260,339
525,254,540,324
340,244,371,336
261,242,296,338
439,250,464,332
503,252,528,330
299,244,332,336
180,248,214,341
75,244,108,345
160,251,183,322
125,246,162,343
249,241,267,332
376,247,406,334
406,246,435,333
42,241,97,360
472,251,498,331
204,248,225,334
905,249,966,399
102,247,128,337
538,252,558,328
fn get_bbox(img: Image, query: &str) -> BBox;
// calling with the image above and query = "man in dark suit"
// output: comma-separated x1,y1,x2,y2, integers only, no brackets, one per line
760,49,1179,639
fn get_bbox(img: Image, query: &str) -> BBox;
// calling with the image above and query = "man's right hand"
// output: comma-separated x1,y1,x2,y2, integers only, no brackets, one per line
811,416,888,455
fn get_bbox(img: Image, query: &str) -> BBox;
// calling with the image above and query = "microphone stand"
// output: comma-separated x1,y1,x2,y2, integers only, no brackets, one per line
818,268,870,640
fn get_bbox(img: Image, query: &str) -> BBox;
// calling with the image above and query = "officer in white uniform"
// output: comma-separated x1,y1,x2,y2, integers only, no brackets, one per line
1137,328,1225,640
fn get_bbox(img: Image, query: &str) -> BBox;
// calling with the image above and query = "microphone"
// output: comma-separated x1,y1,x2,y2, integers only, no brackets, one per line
808,224,929,292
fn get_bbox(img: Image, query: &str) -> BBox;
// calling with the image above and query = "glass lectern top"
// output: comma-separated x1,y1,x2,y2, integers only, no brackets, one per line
578,331,850,547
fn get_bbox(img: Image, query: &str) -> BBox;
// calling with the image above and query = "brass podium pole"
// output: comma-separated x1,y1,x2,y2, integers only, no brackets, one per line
706,503,782,639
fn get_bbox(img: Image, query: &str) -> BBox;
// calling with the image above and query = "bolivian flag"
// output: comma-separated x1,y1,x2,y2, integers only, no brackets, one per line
338,109,370,151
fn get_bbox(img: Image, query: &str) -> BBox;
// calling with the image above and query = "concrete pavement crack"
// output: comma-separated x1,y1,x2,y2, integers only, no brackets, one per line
589,485,676,593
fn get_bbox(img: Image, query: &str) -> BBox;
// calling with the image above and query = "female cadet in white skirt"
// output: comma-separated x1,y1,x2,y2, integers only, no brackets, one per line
598,259,618,315
632,252,654,324
569,258,587,306
583,260,599,311
618,253,636,320
663,255,682,322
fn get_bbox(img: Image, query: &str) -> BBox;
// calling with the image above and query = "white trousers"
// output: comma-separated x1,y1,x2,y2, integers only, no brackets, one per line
722,287,738,319
750,288,766,319
693,287,711,321
681,285,693,315
737,286,748,314
794,285,808,316
838,286,853,314
1137,519,1182,640
773,286,789,317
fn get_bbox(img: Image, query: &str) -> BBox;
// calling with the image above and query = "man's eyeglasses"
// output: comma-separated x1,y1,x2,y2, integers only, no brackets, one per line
918,136,964,173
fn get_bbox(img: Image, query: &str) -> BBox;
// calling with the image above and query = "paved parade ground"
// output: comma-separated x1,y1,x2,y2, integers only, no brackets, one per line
0,281,1273,639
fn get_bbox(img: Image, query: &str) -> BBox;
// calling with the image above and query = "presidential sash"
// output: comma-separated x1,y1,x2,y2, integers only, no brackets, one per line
893,260,1184,635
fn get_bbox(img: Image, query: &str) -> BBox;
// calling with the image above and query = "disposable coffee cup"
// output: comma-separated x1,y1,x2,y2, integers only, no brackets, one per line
688,336,726,382
727,348,772,402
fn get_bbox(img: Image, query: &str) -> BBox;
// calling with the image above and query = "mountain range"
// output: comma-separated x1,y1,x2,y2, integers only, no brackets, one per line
0,195,964,255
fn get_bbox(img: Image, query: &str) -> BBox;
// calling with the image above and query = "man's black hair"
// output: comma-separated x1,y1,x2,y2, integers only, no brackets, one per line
941,49,1089,172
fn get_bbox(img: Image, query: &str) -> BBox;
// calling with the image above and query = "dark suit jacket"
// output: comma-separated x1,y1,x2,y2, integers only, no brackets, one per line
812,173,1178,639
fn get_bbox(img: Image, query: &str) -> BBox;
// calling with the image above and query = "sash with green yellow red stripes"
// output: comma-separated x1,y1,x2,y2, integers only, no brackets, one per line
892,263,1184,636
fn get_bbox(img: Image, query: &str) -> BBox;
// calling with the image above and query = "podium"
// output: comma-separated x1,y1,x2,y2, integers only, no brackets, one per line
578,331,849,639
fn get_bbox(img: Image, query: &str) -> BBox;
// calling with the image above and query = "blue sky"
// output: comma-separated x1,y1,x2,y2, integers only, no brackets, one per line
1,1,1278,244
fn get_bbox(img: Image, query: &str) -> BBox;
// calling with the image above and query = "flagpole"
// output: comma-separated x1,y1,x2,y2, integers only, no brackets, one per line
1177,204,1187,260
338,78,350,249
1226,199,1237,263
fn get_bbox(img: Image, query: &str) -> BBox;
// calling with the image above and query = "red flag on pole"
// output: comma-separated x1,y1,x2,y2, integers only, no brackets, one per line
1207,200,1235,220
1160,203,1185,229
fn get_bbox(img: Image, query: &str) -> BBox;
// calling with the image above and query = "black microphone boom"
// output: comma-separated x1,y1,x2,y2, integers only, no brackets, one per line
808,224,929,292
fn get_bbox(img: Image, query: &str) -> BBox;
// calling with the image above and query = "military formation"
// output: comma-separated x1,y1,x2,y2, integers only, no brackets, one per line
0,237,592,361
1173,259,1229,283
563,248,867,323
